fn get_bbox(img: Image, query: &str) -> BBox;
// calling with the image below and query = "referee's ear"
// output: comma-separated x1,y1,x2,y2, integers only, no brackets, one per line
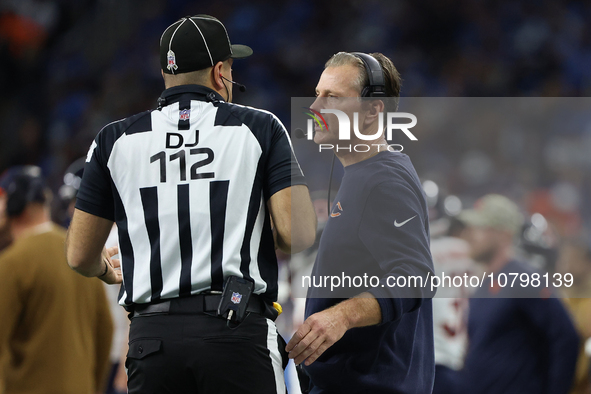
212,61,225,91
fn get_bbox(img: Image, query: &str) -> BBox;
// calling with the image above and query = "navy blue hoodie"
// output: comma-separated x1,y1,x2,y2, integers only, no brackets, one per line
304,151,435,393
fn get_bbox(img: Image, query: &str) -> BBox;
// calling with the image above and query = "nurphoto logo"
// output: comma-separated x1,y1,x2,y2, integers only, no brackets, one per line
302,107,418,153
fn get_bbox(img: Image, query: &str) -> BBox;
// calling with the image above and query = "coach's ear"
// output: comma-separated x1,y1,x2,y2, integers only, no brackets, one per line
364,99,385,126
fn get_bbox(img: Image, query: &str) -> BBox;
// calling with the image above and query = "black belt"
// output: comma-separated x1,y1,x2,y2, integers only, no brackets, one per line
129,293,270,319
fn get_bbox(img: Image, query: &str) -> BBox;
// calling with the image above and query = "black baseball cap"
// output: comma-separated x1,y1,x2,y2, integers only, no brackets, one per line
160,15,253,75
0,166,46,217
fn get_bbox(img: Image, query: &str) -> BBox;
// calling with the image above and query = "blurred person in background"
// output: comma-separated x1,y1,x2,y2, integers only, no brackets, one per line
59,158,129,394
56,157,86,227
0,166,113,394
457,194,579,394
430,216,478,394
557,238,591,394
0,212,10,253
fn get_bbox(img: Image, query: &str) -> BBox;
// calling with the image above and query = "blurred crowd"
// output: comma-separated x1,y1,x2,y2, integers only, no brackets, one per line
2,0,591,393
1,0,591,187
2,0,591,239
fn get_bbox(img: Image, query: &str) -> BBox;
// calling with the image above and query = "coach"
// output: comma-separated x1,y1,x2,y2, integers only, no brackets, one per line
286,52,435,393
66,15,316,393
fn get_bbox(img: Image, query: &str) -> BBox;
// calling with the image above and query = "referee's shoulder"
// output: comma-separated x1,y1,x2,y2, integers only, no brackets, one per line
216,101,286,132
97,110,153,139
91,111,153,160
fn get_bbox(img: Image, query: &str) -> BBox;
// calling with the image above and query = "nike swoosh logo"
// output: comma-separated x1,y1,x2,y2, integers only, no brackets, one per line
394,215,417,227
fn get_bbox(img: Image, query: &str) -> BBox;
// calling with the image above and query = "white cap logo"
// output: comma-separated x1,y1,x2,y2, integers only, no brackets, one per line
167,50,178,71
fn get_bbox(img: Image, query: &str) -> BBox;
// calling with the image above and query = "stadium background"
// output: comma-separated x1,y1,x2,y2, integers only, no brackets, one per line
1,0,590,242
1,0,591,391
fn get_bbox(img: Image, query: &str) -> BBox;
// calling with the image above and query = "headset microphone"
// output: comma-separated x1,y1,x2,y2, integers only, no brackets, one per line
293,128,306,139
220,75,246,92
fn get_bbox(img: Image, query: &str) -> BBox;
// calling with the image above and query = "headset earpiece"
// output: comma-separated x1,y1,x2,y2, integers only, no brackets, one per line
351,52,387,98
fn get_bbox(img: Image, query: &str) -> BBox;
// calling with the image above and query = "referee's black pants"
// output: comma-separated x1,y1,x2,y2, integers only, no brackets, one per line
126,312,288,394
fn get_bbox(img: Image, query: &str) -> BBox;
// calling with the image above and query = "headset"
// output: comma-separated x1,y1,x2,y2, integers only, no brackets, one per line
351,52,387,97
326,52,387,215
220,74,246,92
0,166,46,217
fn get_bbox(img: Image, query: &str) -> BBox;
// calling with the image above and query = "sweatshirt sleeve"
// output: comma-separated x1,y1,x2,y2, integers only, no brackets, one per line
360,180,435,323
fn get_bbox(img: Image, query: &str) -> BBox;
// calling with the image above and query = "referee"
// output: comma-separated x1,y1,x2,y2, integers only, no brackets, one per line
66,15,317,394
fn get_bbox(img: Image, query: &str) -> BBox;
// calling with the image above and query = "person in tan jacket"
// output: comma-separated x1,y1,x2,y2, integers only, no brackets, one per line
0,166,112,394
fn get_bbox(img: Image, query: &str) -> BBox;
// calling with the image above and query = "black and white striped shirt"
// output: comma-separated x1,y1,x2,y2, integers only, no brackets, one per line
76,85,305,306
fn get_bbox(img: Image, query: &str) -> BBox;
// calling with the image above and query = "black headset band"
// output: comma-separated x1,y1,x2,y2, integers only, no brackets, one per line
351,52,387,97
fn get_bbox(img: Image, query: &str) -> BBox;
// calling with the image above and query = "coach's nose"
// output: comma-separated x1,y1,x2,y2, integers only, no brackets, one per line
310,96,326,112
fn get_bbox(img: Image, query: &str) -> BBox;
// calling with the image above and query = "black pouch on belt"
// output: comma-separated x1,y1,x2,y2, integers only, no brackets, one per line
217,276,254,323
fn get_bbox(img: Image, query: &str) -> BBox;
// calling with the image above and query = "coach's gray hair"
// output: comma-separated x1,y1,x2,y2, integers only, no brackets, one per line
324,52,402,111
325,52,367,95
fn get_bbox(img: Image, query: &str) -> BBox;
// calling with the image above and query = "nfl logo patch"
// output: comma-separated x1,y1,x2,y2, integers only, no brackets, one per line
231,292,242,304
167,50,178,71
179,109,190,121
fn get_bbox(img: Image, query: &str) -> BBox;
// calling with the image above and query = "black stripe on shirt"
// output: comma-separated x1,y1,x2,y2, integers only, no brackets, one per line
140,187,163,301
114,185,134,305
178,99,191,130
239,160,265,282
126,112,152,135
177,184,192,297
257,205,278,302
210,180,229,291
